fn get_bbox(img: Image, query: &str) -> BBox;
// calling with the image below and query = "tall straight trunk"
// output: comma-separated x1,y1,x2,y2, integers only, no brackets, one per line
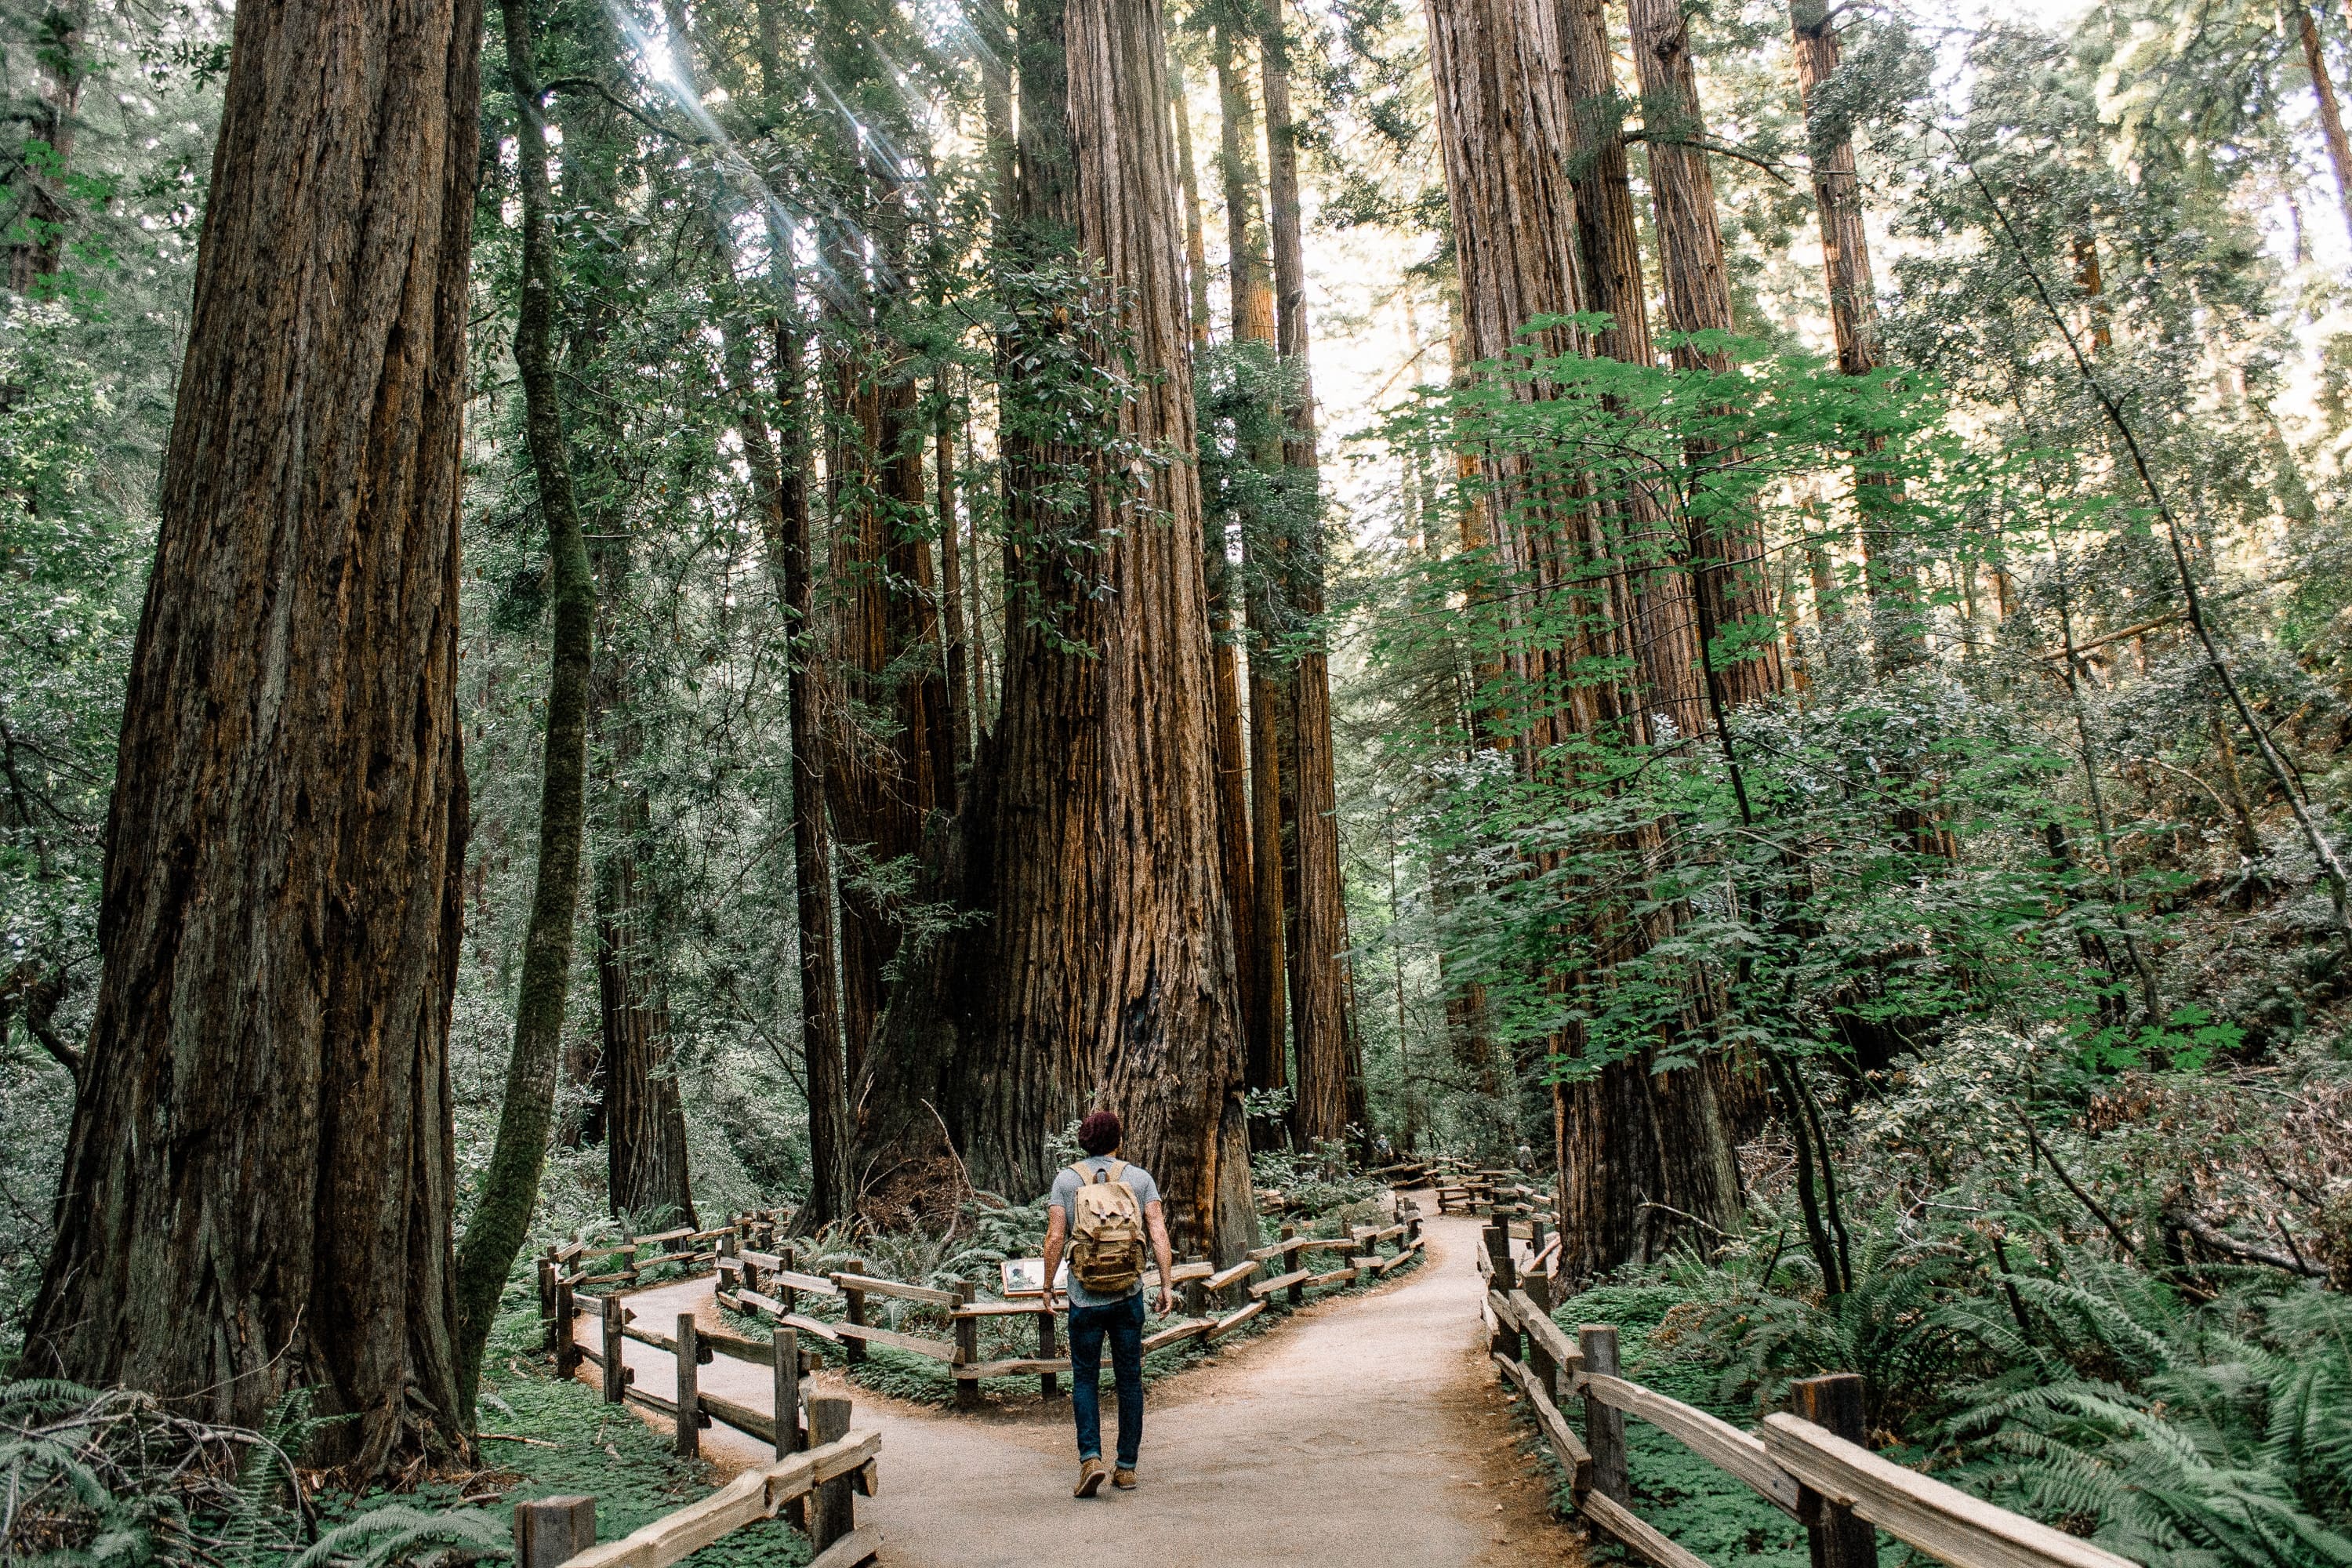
1214,18,1290,1102
452,0,599,1424
1259,0,1359,1144
1173,55,1214,344
1789,0,1919,673
1425,0,1737,1279
595,793,695,1228
1629,0,1781,706
773,310,854,1227
937,375,975,775
855,0,1255,1261
26,0,481,1468
1214,24,1279,344
1559,0,1704,740
2288,0,2352,242
6,0,85,292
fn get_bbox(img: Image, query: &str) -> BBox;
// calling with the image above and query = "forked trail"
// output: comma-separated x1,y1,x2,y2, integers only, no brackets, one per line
593,1209,1578,1568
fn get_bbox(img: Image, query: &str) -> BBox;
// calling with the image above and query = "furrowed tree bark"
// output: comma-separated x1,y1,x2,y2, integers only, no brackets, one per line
1259,0,1360,1144
452,0,601,1426
937,375,975,776
854,0,1255,1263
1789,0,1920,673
26,0,481,1468
1629,0,1781,706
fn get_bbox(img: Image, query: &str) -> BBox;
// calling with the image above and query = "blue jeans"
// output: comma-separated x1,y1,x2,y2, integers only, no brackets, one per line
1066,1293,1145,1467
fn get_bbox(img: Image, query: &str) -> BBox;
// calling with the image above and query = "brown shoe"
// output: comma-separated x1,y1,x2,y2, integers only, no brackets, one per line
1112,1468,1138,1490
1074,1458,1106,1498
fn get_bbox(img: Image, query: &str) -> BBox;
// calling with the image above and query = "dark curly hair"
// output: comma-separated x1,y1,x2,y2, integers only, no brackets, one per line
1077,1109,1122,1156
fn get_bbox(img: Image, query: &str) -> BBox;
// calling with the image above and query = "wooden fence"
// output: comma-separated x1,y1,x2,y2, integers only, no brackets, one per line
539,1196,1428,1435
707,1200,1428,1406
1476,1223,2140,1568
510,1415,881,1568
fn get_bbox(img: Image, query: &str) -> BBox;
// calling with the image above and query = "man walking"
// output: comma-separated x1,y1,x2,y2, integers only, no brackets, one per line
1040,1109,1176,1497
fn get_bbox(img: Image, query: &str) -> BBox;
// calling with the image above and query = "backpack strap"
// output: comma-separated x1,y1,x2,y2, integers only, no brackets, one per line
1105,1160,1127,1185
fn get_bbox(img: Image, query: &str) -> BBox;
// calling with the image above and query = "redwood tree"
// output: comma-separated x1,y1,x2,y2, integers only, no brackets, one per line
24,0,482,1468
855,0,1254,1261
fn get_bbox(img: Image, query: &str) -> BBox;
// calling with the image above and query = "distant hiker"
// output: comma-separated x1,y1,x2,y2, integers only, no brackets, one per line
1374,1131,1394,1162
1515,1140,1535,1171
1040,1109,1176,1498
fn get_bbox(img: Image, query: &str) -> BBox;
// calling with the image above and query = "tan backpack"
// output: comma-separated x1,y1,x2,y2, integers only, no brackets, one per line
1066,1161,1146,1294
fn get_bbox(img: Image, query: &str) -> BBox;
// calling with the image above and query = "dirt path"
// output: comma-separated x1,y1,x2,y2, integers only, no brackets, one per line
590,1207,1577,1568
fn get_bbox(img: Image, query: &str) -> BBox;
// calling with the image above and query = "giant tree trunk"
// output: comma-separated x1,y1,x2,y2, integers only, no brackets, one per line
594,782,695,1228
25,0,481,1468
854,0,1254,1262
1629,0,1782,707
1259,0,1359,1144
1214,20,1289,1104
1426,0,1739,1280
1789,0,1919,673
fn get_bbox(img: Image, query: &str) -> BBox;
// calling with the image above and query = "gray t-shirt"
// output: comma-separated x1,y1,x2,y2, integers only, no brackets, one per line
1047,1155,1161,1307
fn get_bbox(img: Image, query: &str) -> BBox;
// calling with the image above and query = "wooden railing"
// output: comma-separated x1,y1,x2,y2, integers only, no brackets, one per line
510,1418,881,1568
1476,1224,2139,1568
712,1201,1428,1406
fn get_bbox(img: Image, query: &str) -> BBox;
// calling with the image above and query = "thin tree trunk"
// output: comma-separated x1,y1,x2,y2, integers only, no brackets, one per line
937,375,975,775
1788,0,1920,673
451,0,599,1425
1173,54,1214,344
772,308,853,1228
1260,0,1359,1143
596,805,695,1229
2288,0,2352,242
854,0,1255,1262
27,0,481,1468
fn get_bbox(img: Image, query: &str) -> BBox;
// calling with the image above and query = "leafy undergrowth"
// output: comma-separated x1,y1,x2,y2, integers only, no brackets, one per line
1536,1285,1815,1568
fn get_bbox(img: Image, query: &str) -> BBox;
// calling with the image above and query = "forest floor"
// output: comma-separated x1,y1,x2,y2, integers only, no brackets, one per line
588,1206,1578,1567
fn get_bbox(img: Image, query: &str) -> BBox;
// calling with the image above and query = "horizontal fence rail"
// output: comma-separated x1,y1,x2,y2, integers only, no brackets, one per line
1475,1221,2140,1568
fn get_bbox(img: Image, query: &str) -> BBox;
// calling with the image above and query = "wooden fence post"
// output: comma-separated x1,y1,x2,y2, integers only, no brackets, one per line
953,1281,980,1409
601,1296,626,1403
550,1279,575,1375
514,1496,596,1568
1581,1324,1628,1506
1282,1223,1304,1306
1486,1223,1518,1293
1180,1257,1207,1318
675,1313,700,1457
841,1258,867,1364
776,1244,795,1315
1037,1305,1061,1399
808,1396,855,1549
772,1326,803,1457
538,1254,557,1350
1791,1374,1879,1568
